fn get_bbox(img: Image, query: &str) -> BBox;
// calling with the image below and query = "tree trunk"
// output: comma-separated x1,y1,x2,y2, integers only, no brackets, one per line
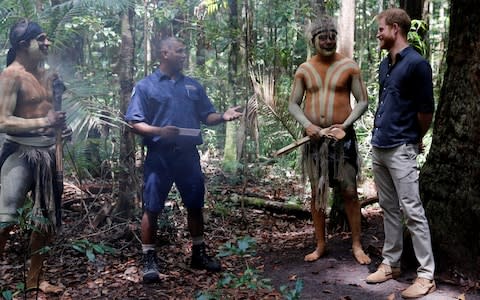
330,0,355,229
399,0,424,20
337,0,355,58
420,0,480,278
115,10,137,219
143,0,152,75
223,121,238,173
223,0,241,171
228,0,239,86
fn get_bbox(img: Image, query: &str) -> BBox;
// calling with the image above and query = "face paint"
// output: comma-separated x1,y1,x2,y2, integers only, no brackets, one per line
315,31,337,42
313,30,337,57
7,20,46,66
309,16,338,57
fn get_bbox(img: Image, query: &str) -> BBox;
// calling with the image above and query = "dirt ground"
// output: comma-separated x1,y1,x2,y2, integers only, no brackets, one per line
1,165,480,299
260,207,480,300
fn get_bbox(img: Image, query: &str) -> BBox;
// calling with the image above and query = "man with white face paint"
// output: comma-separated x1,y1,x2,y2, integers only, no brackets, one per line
288,15,371,264
0,18,67,292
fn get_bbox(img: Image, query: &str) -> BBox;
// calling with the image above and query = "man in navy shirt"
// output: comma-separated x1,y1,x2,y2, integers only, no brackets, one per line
125,37,242,283
365,8,436,299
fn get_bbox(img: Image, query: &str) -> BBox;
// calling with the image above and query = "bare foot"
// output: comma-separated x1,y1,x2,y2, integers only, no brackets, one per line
352,246,371,265
304,246,326,262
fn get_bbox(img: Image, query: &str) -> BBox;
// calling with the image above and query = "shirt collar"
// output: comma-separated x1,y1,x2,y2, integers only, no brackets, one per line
388,46,413,64
155,69,184,82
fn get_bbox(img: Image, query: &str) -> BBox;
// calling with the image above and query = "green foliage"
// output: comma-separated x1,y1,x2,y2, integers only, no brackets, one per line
218,267,272,290
156,202,181,239
279,279,304,300
1,282,24,300
408,19,428,57
12,199,51,232
71,239,116,262
0,0,37,24
202,0,228,15
0,0,452,297
0,201,51,298
218,235,256,257
63,54,125,139
222,160,242,174
197,236,277,299
324,0,340,14
211,199,234,218
64,138,114,180
0,0,450,225
1,290,13,300
200,128,220,153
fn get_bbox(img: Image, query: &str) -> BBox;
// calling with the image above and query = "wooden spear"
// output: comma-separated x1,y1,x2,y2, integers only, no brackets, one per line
52,77,66,200
274,127,346,157
274,136,311,157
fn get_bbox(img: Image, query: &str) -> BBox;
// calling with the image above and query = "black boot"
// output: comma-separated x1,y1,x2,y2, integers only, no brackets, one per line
191,243,221,272
142,250,161,283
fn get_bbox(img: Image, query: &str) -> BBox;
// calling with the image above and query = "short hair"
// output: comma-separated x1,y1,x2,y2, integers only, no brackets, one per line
158,37,184,51
377,8,411,36
309,15,337,43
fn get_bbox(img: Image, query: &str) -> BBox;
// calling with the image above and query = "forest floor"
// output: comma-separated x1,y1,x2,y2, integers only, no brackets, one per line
1,156,479,300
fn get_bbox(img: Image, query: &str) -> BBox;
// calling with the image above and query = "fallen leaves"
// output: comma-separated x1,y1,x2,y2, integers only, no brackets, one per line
38,280,64,294
0,160,478,299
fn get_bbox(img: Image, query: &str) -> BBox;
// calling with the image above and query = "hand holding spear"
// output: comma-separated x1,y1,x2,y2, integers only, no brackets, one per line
274,127,346,157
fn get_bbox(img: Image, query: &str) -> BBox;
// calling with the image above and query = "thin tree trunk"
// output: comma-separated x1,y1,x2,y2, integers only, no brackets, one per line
115,10,136,219
338,0,355,58
223,0,240,171
144,0,152,75
330,0,355,230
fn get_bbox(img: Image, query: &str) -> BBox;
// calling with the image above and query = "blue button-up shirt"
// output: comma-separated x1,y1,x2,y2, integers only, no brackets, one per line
125,69,216,148
371,46,435,148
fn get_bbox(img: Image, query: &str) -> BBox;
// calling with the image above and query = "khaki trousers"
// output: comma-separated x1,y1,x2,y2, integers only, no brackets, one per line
372,144,435,280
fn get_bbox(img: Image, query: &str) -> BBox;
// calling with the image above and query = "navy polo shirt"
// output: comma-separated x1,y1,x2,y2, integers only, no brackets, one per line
371,46,434,148
125,69,216,148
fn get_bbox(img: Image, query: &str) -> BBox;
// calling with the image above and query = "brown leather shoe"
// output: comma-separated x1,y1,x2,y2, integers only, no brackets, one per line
401,277,436,298
365,263,401,283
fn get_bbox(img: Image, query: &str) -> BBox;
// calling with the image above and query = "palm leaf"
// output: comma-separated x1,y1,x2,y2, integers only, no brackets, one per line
64,73,127,141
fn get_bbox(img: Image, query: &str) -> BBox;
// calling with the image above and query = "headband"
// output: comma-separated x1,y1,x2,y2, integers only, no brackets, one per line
6,20,44,66
310,16,337,41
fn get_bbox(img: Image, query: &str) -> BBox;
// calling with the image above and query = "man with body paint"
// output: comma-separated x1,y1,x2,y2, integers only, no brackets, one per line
288,15,371,264
0,19,66,291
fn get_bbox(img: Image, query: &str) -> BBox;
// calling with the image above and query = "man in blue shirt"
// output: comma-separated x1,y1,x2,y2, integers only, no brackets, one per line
365,8,436,299
125,37,242,283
